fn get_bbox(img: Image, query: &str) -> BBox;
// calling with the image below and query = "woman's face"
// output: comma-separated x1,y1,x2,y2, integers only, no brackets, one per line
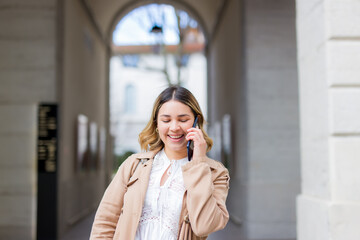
157,100,195,157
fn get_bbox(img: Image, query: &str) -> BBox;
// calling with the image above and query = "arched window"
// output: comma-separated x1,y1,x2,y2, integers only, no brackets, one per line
110,3,207,159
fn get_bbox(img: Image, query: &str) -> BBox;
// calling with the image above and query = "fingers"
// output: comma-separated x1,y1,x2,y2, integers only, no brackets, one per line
186,127,204,141
186,127,207,158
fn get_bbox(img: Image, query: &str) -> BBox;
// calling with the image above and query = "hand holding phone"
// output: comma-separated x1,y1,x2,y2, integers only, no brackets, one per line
187,116,199,161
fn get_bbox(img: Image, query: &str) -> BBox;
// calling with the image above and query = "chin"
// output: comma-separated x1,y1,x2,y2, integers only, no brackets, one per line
166,142,187,152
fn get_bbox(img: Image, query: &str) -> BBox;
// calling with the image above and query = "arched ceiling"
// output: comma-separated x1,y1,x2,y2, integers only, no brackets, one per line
83,0,227,44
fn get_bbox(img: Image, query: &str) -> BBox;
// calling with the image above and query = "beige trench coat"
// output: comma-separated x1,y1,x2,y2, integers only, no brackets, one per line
90,150,230,240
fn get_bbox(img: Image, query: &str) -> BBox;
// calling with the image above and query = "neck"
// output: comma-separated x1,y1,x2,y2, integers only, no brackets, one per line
163,147,187,160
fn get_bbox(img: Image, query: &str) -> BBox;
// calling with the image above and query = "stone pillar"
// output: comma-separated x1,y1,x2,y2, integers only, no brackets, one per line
241,1,300,239
296,0,360,239
0,0,57,239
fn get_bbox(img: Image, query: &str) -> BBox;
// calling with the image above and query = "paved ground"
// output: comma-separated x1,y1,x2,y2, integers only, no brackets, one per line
60,212,95,240
60,211,294,240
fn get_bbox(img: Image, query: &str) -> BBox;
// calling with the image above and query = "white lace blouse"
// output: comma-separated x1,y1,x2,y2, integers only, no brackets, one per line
134,149,188,240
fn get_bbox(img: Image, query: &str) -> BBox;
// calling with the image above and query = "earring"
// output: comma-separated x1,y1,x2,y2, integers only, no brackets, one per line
156,128,159,133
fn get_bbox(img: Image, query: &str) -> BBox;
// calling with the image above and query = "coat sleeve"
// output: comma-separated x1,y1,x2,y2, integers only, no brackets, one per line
89,156,135,239
181,157,230,237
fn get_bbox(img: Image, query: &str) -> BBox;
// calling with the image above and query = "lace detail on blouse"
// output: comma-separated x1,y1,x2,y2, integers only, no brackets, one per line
135,150,188,240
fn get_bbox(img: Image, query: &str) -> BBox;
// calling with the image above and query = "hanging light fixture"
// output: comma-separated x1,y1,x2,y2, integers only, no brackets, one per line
150,24,163,34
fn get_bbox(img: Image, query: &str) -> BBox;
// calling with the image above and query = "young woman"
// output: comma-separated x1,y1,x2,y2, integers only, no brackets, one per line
90,86,230,240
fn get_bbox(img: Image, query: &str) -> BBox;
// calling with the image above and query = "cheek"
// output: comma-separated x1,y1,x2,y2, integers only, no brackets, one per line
183,122,194,131
157,124,168,136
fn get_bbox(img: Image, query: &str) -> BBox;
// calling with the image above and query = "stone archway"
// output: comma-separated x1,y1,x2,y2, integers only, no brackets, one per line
106,0,211,47
107,2,210,161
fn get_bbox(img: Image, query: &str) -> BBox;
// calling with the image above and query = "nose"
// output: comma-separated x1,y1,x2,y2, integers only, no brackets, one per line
169,120,180,131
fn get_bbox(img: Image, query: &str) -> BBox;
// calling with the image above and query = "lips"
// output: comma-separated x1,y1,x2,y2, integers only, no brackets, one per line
168,134,185,142
169,135,183,139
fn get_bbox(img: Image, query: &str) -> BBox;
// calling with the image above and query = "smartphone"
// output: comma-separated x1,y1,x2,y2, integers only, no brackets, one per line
187,115,199,161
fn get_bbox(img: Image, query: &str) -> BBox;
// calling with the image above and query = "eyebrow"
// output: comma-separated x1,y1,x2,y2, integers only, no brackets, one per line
159,114,191,117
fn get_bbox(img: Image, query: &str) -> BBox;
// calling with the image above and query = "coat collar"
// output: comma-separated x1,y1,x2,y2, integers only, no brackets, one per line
135,149,160,160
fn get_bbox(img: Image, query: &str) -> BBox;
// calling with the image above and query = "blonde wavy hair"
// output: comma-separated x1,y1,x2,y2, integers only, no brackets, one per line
139,85,213,152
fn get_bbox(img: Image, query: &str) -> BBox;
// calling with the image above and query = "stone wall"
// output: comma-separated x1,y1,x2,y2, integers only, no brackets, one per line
296,0,360,239
209,0,300,239
57,0,109,237
0,0,57,239
244,0,299,238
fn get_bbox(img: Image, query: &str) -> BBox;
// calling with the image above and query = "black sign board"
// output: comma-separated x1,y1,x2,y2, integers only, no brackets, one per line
37,104,58,239
38,104,58,173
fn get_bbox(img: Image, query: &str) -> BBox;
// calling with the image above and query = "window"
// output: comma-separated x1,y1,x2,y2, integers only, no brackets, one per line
122,55,139,67
124,84,136,113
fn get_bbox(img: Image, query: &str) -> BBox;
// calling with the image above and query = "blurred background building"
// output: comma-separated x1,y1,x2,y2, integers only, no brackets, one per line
0,0,359,240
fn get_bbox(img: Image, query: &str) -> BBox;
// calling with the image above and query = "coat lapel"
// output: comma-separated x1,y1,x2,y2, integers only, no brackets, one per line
127,151,158,239
135,150,158,215
139,158,153,208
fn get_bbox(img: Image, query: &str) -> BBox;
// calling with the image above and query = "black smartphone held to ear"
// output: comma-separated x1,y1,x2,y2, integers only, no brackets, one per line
187,115,199,161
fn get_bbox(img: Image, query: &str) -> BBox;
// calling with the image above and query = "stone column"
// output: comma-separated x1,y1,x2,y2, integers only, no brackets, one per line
0,0,57,239
296,0,360,239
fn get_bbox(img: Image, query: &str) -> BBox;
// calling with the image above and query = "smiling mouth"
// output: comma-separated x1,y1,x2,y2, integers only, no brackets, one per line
168,134,184,139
